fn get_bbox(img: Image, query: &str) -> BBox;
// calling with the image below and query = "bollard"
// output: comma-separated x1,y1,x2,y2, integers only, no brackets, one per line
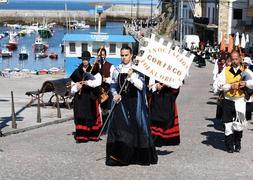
37,89,41,123
56,94,61,118
11,91,17,129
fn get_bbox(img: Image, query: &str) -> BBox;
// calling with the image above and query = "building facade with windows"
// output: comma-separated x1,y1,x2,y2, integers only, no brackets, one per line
160,0,253,46
218,0,253,43
63,33,135,76
175,0,195,41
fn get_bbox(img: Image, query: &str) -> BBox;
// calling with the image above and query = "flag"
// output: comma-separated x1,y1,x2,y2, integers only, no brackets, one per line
227,34,234,53
220,32,225,52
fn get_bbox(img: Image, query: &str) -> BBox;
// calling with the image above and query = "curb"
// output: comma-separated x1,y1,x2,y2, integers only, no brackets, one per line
2,116,73,137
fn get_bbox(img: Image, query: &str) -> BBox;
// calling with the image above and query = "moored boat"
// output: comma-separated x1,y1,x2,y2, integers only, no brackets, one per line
6,33,18,51
19,47,29,60
38,26,53,38
39,69,48,75
1,48,13,58
35,52,48,59
32,37,48,52
49,52,58,59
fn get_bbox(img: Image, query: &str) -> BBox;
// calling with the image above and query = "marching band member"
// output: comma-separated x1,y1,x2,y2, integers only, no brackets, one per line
148,78,180,147
215,51,253,153
105,46,157,166
70,51,102,143
96,48,115,122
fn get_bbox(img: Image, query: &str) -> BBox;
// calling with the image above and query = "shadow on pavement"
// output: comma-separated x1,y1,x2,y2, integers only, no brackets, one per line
205,118,224,132
206,101,217,105
209,97,218,100
156,149,173,156
202,117,226,151
0,116,24,129
201,131,226,151
0,99,9,102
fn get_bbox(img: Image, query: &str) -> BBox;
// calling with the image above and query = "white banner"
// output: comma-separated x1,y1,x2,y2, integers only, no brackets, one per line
133,34,194,89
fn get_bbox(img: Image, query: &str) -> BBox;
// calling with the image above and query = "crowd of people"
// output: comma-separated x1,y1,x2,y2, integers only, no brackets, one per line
69,46,180,166
68,39,253,166
213,50,253,153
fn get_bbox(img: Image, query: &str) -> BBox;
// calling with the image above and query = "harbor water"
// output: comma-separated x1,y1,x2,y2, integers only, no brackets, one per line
0,22,124,72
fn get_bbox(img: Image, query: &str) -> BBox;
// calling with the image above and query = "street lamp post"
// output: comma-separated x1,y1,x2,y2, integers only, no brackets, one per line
180,0,183,49
151,0,153,27
96,6,104,34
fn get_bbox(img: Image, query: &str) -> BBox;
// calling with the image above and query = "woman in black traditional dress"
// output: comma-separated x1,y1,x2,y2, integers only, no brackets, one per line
106,46,157,166
148,79,180,146
70,51,102,143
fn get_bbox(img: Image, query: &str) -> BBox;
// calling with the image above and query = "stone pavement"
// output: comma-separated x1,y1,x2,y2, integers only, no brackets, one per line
1,61,253,179
0,74,73,135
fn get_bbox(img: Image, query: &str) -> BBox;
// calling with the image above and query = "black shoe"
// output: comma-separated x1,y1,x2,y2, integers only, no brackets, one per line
234,145,241,152
227,148,234,153
105,157,127,166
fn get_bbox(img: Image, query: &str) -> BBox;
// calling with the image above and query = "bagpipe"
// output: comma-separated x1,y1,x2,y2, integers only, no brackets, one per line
95,46,109,104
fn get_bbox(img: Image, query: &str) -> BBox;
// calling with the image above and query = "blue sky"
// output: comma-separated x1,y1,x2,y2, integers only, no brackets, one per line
11,0,158,4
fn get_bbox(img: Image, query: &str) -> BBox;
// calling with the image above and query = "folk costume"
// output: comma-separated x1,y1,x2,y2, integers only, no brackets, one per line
98,58,115,118
148,78,180,146
106,63,158,166
215,65,253,152
70,54,102,143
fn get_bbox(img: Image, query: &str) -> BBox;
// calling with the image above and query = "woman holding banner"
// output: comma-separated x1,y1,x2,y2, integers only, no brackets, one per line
148,78,180,146
105,46,157,166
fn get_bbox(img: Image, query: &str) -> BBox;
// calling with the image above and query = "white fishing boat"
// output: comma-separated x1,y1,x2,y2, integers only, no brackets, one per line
6,32,18,51
32,37,48,52
1,48,13,58
35,52,48,59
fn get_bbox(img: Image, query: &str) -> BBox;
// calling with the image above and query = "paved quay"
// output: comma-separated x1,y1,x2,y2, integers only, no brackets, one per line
1,61,253,179
0,74,73,135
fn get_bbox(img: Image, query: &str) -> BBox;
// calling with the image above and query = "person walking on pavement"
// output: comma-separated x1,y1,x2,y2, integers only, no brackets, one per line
96,48,115,124
70,51,102,143
215,51,253,153
148,78,180,147
105,46,157,166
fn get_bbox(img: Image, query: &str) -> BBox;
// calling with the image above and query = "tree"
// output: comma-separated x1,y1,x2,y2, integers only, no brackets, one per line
158,0,177,39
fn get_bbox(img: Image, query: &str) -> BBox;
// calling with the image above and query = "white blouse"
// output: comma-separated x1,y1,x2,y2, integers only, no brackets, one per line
111,63,144,96
71,73,102,94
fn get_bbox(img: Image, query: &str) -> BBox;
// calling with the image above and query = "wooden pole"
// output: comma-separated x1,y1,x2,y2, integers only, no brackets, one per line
11,91,17,129
37,89,41,123
56,95,61,118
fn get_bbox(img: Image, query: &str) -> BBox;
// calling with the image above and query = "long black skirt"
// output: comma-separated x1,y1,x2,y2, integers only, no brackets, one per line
106,95,158,166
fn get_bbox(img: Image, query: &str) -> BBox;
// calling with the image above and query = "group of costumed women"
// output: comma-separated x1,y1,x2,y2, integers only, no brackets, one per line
70,46,181,166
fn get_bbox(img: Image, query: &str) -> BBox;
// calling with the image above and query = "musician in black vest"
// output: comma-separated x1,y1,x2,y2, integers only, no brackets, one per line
96,48,115,121
70,51,102,143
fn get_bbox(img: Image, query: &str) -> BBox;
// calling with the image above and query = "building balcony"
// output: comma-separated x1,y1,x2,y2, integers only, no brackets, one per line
193,17,209,25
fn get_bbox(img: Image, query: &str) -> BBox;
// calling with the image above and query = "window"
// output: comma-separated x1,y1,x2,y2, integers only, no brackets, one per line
208,7,210,18
122,43,129,48
109,43,116,54
81,43,88,52
92,42,104,54
212,7,215,24
233,9,242,20
69,43,75,53
189,10,193,19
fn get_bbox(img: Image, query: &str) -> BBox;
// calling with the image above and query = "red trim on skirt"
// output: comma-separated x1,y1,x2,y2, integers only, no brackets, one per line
75,100,102,141
151,104,180,139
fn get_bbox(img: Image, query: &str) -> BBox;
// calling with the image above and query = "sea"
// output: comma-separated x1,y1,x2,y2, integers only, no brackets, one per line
0,0,108,11
0,1,126,72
